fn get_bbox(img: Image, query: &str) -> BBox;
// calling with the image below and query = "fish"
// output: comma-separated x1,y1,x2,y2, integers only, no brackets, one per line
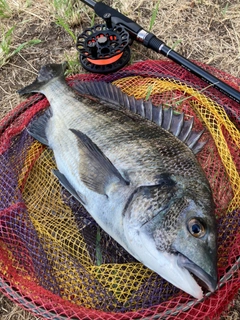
18,62,217,299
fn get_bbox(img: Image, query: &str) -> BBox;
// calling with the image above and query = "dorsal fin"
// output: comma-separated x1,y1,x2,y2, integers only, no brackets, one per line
74,81,207,154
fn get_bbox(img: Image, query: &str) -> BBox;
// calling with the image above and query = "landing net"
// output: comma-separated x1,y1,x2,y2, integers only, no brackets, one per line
0,60,239,319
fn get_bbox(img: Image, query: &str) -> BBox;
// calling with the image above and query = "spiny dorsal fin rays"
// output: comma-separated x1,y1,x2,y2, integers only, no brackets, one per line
152,104,163,126
74,81,206,154
69,129,129,196
177,117,194,142
192,140,207,154
186,130,207,154
144,100,153,121
162,107,173,131
169,111,184,136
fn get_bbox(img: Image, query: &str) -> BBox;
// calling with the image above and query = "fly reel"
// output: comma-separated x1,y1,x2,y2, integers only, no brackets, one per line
76,14,131,73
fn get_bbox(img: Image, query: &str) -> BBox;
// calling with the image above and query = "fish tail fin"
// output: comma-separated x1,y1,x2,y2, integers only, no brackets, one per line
18,62,67,95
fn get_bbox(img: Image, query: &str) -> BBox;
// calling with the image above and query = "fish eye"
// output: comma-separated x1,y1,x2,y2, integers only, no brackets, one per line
187,218,206,238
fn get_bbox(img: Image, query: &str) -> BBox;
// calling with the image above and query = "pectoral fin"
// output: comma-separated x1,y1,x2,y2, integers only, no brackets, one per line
27,109,52,146
70,129,129,195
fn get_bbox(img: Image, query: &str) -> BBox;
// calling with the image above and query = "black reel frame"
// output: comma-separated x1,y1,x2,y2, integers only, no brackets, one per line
76,20,131,73
78,0,240,104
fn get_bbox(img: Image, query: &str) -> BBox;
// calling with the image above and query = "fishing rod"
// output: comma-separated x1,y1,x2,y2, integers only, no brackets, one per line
77,0,240,104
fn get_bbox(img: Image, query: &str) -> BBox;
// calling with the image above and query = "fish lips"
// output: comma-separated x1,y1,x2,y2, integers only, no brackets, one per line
177,253,217,293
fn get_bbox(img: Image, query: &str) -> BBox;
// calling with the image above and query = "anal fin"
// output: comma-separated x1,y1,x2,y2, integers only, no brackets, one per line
53,169,86,205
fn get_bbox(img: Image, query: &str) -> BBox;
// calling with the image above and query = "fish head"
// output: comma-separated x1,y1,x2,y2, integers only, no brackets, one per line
122,174,217,299
170,198,217,293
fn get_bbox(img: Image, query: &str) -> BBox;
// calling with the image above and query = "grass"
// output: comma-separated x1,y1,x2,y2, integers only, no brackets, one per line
170,39,183,50
50,0,95,75
221,3,229,16
0,0,11,18
64,53,81,75
0,26,41,68
149,0,161,32
0,1,42,69
52,0,78,23
96,226,102,266
51,0,94,27
55,16,80,75
55,16,76,41
145,85,153,100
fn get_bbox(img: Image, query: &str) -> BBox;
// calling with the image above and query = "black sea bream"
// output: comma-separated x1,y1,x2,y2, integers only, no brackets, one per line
19,63,217,299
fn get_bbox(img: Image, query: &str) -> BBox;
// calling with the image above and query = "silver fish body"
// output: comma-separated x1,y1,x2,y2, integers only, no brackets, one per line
19,63,217,299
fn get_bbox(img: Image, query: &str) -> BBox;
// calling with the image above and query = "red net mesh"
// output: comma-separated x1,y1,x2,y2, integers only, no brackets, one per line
0,60,239,319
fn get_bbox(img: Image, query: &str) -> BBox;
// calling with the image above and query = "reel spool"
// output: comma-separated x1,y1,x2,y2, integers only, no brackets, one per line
76,15,131,73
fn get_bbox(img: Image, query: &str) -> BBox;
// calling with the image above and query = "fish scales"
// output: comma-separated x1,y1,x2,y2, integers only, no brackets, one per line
53,91,204,183
47,83,199,183
19,63,217,300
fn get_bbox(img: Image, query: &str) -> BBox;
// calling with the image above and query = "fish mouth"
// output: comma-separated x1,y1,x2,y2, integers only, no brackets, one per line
177,253,217,293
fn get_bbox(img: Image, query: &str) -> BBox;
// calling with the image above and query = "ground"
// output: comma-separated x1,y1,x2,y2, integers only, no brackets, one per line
0,0,239,319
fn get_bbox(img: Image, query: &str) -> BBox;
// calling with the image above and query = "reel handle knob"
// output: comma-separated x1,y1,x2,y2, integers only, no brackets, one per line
103,13,112,29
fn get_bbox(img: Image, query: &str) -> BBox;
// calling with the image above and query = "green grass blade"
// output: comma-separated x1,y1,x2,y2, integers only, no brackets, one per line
149,0,161,32
90,12,96,27
146,85,153,100
56,17,76,42
171,39,182,50
0,0,11,18
96,226,102,266
11,39,42,56
0,28,41,68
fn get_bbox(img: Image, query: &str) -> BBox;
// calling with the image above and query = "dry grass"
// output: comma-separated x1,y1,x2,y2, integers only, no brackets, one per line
0,293,40,320
0,0,239,319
